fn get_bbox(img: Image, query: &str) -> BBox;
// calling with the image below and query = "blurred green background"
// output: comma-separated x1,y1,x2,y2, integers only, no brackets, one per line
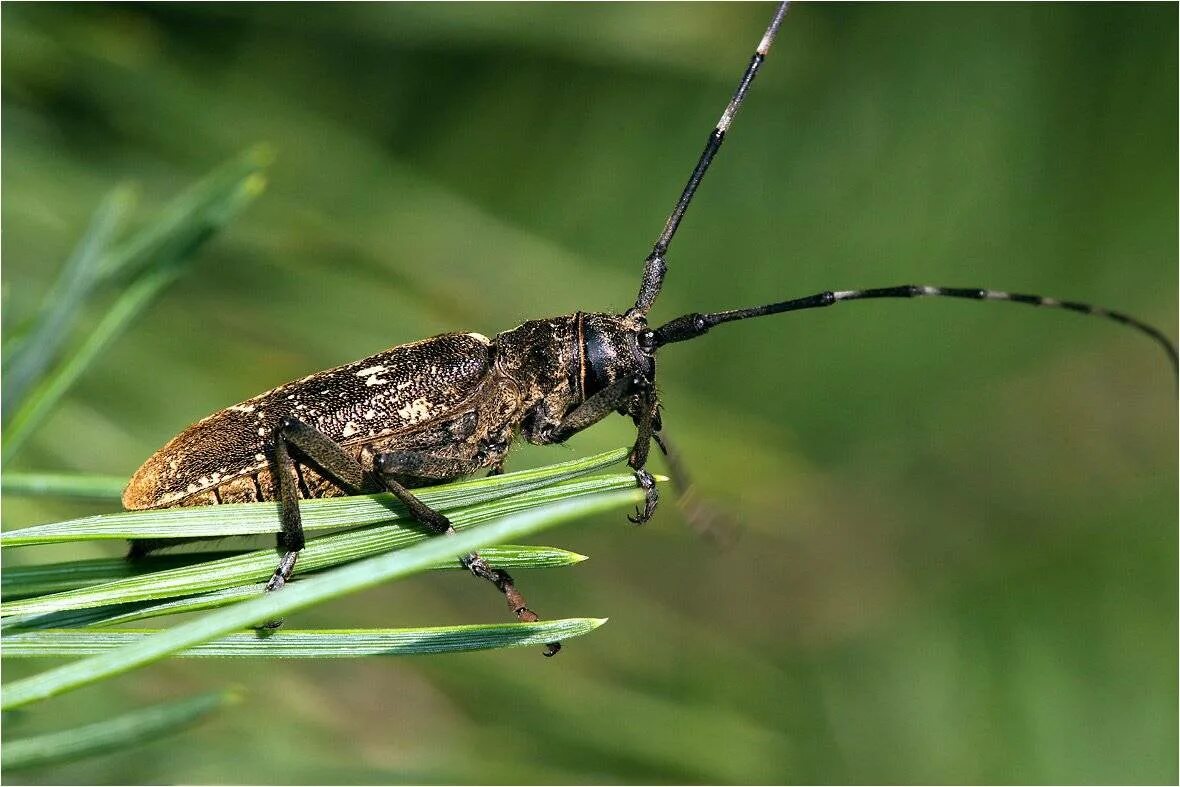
3,2,1176,784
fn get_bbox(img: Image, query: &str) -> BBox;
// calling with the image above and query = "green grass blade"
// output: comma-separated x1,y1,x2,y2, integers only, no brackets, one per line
96,146,272,281
0,447,627,546
4,545,585,631
1,151,268,465
0,691,234,772
2,472,128,501
1,472,634,617
1,544,586,599
2,585,268,632
0,489,638,709
2,187,133,415
2,554,234,598
2,619,607,658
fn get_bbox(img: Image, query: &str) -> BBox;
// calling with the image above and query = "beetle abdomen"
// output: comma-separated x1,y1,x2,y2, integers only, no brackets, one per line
124,333,494,510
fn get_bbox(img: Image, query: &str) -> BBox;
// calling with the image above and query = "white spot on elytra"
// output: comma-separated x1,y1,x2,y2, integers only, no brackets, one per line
355,364,390,386
397,398,433,424
255,453,266,461
363,409,376,419
466,332,490,344
342,421,359,438
230,404,256,413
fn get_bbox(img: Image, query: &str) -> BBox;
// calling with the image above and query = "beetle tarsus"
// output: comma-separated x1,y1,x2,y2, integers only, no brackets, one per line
265,550,299,593
258,549,299,629
459,552,561,656
628,468,660,524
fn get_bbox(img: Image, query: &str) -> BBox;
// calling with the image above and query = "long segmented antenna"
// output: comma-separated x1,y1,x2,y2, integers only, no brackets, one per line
651,284,1179,371
631,1,790,317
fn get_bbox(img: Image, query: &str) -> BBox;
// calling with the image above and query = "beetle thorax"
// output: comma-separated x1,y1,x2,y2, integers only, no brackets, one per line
494,312,652,444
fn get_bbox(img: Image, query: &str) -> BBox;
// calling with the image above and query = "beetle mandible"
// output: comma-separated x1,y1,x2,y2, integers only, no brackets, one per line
123,1,1177,656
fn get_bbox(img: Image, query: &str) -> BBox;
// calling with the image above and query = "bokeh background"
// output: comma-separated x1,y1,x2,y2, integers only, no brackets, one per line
2,3,1176,784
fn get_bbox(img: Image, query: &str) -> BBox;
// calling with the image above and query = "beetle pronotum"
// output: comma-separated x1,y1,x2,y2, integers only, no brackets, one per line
123,2,1176,656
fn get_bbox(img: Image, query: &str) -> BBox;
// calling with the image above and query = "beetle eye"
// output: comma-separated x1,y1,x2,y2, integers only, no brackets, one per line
580,314,658,401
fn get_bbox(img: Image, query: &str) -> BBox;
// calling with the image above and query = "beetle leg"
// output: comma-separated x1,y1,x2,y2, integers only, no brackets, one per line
265,430,304,593
626,387,660,525
541,378,631,444
276,417,368,491
259,417,371,626
268,417,369,588
537,378,661,524
374,451,560,657
629,469,659,525
267,421,558,651
253,431,299,628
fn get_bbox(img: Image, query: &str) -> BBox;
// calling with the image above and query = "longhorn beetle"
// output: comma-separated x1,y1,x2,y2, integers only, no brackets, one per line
124,1,1177,656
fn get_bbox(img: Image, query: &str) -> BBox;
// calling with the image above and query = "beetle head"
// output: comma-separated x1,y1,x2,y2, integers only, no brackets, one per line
579,312,655,402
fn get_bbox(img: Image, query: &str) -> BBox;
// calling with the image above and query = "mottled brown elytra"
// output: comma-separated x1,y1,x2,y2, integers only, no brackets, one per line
125,1,1176,655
